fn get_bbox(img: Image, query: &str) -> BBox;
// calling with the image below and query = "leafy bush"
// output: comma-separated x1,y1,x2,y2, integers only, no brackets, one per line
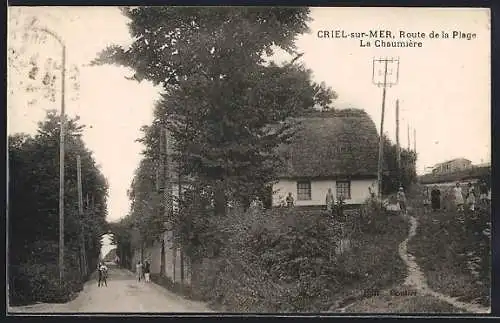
187,204,408,312
9,241,84,305
8,113,108,306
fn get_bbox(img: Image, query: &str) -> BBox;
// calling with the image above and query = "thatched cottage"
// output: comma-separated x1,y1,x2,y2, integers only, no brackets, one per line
272,109,379,207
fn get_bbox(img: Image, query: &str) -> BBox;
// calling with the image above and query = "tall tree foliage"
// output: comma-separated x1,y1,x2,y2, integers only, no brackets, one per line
381,135,417,194
127,157,165,247
109,217,134,269
93,7,336,216
8,110,108,304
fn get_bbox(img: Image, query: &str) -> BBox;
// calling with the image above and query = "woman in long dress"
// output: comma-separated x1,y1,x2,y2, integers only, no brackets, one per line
465,182,476,211
454,182,464,211
431,185,441,211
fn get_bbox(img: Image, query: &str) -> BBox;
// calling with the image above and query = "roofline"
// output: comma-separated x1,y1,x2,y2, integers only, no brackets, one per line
433,158,472,167
276,174,377,181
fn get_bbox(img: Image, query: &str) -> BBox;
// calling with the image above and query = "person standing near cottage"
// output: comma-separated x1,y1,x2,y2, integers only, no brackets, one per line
397,187,407,215
325,188,335,213
423,186,431,209
454,182,464,211
430,185,441,211
465,182,476,211
336,194,346,222
286,192,294,207
143,260,151,282
250,196,263,210
368,186,375,199
136,260,143,282
479,180,489,203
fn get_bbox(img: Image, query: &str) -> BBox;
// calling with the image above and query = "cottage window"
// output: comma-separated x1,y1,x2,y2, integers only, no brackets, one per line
336,181,351,200
297,181,311,200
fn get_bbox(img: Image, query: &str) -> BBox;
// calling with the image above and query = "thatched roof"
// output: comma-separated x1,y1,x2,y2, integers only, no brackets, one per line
277,109,379,179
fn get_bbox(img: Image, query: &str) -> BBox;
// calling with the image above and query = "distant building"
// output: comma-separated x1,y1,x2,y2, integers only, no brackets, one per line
431,158,472,175
424,166,434,174
272,109,379,207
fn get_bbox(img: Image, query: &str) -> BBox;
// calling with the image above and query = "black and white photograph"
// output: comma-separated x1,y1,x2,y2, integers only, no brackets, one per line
7,6,491,314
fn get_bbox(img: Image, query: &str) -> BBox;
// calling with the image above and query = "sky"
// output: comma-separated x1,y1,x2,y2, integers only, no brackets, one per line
8,7,491,227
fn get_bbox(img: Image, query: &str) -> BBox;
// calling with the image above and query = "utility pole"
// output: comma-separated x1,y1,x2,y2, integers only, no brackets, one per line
396,99,401,186
76,155,87,278
178,160,184,291
407,124,410,150
372,57,400,202
163,127,176,283
413,128,417,153
158,128,166,276
164,127,173,221
34,28,68,286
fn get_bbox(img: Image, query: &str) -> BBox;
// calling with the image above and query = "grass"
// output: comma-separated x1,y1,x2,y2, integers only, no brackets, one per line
344,290,464,313
407,203,490,307
325,213,408,310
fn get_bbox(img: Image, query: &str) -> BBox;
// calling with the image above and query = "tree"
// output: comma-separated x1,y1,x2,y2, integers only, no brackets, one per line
127,157,165,248
109,218,134,269
8,110,108,304
93,7,337,217
381,135,417,194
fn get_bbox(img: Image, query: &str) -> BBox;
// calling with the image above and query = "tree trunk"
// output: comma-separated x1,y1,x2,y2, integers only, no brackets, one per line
160,238,165,276
190,259,202,298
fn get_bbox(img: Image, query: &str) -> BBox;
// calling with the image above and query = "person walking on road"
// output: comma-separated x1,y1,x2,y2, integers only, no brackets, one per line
98,262,108,287
136,261,143,282
144,260,151,282
397,186,407,215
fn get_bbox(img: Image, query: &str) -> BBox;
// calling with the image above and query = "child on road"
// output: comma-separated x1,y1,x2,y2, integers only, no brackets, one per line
144,260,151,282
136,261,143,282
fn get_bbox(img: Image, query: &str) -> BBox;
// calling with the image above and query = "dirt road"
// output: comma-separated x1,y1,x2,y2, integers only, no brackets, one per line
9,267,213,313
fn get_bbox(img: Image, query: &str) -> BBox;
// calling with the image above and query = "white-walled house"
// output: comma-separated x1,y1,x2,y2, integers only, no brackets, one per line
272,109,379,207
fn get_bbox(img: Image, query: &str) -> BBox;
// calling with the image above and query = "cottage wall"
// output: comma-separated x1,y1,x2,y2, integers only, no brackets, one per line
272,178,378,207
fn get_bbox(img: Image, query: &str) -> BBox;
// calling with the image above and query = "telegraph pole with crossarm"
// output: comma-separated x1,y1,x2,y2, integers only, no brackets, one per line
372,57,400,202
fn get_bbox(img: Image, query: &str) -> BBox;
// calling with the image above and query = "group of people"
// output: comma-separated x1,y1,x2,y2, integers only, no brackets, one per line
135,260,151,282
427,180,489,212
97,262,108,287
451,181,489,212
249,196,264,210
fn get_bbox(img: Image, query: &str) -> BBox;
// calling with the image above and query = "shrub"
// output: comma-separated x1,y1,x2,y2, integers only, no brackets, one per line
184,196,409,313
9,241,84,305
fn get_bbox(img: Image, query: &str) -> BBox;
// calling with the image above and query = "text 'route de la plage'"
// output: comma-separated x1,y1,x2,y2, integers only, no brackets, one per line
317,29,478,48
